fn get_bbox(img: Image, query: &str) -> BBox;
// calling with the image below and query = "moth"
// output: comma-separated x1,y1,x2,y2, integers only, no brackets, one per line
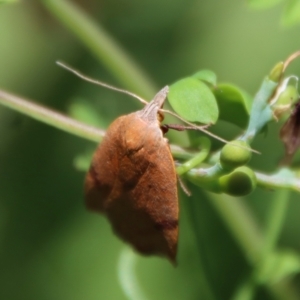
85,87,179,262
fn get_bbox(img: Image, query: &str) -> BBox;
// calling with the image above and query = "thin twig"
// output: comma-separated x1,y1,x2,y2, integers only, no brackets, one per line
0,89,105,142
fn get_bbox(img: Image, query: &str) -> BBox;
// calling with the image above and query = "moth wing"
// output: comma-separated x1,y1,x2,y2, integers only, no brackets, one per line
85,116,126,212
85,113,178,262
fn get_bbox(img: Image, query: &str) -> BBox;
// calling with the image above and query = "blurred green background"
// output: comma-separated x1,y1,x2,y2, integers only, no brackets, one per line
0,1,300,300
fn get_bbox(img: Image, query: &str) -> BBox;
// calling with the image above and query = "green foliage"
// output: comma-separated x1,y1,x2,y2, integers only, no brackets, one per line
170,72,253,128
192,70,217,86
214,83,252,128
169,77,218,124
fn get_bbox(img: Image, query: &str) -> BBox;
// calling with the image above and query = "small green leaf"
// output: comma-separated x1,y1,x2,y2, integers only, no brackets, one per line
281,0,300,27
247,0,283,9
169,77,219,124
213,83,252,128
192,70,217,86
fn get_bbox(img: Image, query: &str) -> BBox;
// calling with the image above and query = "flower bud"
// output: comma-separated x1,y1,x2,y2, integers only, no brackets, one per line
268,62,284,83
218,166,257,196
273,85,299,120
276,85,299,107
220,140,252,171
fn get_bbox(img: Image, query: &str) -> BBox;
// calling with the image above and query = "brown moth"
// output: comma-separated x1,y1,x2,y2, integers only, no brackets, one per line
84,86,178,262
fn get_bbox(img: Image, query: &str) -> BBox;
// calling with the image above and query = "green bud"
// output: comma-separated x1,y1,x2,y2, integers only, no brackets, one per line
276,85,299,106
220,140,252,171
218,166,257,196
273,85,299,120
269,62,284,82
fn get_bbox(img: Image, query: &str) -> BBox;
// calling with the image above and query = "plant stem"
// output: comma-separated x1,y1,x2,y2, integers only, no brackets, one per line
42,0,156,98
0,89,104,142
256,170,300,192
176,137,210,175
242,78,278,143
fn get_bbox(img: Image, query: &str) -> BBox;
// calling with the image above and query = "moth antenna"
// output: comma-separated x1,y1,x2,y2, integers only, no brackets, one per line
161,109,260,155
56,61,148,105
161,108,229,143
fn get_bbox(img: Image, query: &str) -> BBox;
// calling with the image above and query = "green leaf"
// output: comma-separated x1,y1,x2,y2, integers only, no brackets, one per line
213,83,252,128
281,0,300,27
169,77,219,124
192,70,217,86
247,0,283,9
